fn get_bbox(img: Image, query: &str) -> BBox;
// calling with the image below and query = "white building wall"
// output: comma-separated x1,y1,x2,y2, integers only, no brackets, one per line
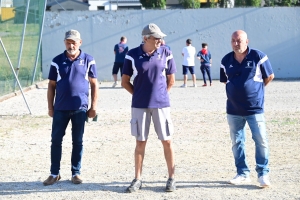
42,8,300,80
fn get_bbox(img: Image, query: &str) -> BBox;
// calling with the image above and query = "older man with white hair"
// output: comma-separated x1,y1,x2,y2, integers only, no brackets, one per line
122,23,177,193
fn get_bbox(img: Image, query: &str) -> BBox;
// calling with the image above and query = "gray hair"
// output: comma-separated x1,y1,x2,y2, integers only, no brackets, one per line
142,35,151,42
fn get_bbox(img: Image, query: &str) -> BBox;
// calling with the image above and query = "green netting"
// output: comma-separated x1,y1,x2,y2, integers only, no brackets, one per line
0,0,46,96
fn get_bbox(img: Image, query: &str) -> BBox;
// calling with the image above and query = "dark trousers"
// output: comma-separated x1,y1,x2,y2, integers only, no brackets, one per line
50,109,86,175
200,65,212,84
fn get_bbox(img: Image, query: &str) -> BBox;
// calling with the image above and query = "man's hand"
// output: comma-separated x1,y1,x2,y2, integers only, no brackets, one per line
48,110,54,117
87,109,97,118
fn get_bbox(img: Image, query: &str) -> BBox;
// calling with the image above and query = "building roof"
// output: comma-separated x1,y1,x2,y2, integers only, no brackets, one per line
47,0,89,7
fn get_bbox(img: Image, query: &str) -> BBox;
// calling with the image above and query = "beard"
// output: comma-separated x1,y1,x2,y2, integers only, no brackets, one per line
67,49,78,55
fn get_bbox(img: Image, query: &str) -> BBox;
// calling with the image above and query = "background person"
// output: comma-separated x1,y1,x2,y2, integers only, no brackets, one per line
161,39,171,50
181,39,196,88
43,29,98,186
220,30,274,188
121,23,177,193
197,43,212,86
112,36,128,87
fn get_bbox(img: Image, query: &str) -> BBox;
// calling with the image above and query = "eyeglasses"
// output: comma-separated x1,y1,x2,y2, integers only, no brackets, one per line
150,36,163,41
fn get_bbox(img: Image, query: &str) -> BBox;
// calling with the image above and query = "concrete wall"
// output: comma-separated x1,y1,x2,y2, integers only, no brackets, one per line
42,8,300,81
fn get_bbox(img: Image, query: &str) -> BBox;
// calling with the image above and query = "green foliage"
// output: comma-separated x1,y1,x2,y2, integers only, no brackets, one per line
140,0,166,8
209,0,218,7
235,0,260,6
264,0,299,6
178,0,201,8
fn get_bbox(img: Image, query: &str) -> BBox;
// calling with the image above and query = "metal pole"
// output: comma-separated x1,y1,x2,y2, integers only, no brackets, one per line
14,0,30,91
0,38,32,115
31,0,47,85
54,0,66,11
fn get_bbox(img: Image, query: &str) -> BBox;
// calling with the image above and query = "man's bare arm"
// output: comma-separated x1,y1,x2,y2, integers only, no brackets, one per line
264,73,275,86
47,80,56,117
88,77,98,118
166,74,175,92
121,74,134,95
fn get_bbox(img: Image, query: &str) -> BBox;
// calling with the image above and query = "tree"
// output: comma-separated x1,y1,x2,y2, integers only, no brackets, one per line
140,0,166,8
235,0,260,6
178,0,201,8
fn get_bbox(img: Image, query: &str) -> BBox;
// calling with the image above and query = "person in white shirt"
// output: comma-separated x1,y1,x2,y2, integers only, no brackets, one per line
181,39,197,87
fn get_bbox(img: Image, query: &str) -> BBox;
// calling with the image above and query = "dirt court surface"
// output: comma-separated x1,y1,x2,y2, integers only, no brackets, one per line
0,80,299,200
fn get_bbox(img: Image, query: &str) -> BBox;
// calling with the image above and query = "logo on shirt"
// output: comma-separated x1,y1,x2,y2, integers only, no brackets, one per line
63,62,67,64
245,61,253,68
139,56,143,59
78,59,84,66
229,65,233,68
157,54,162,60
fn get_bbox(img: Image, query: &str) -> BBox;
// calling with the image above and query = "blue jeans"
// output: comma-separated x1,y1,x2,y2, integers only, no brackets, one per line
227,113,270,178
200,65,212,84
50,110,86,175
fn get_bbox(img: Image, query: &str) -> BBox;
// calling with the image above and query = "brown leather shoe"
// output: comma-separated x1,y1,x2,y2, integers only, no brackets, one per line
43,175,61,186
71,175,83,184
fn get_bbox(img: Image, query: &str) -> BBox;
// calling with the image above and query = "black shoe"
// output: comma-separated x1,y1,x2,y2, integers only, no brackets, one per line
126,178,142,193
165,178,176,192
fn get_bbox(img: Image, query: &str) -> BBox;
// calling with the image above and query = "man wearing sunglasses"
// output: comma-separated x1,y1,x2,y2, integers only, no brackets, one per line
122,23,177,193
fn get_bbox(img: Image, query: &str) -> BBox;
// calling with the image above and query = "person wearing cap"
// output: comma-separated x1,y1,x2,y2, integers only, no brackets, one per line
112,36,129,88
43,29,98,186
181,39,197,88
121,23,177,193
197,43,212,86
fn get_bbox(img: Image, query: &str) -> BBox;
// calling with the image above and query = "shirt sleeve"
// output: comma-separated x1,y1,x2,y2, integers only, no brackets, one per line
48,59,58,81
122,53,133,77
220,57,228,83
88,57,97,78
166,52,177,75
125,46,129,53
260,55,273,79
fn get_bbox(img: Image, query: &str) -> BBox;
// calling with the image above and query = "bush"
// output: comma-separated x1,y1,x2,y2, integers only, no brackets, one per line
140,0,166,8
178,0,201,8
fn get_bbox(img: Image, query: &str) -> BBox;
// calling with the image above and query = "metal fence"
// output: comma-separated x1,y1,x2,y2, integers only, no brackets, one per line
0,0,46,97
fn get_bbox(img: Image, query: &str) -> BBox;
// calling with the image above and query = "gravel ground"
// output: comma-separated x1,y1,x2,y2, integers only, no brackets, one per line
0,79,299,200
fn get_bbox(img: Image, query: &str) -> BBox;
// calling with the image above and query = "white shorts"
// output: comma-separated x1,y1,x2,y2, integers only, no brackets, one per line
130,107,174,141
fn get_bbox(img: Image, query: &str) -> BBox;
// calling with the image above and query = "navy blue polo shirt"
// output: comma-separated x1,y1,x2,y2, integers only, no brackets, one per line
197,50,211,66
114,43,129,63
220,47,273,115
122,44,177,108
48,50,97,111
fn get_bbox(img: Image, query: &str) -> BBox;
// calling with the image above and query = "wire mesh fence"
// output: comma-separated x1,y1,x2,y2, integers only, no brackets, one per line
0,0,46,96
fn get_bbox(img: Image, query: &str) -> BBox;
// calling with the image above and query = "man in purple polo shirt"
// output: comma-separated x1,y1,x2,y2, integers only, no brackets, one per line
121,23,177,193
220,30,274,188
112,36,129,87
43,30,98,186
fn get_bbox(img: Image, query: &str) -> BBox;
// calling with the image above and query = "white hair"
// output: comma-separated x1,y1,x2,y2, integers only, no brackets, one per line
142,35,151,42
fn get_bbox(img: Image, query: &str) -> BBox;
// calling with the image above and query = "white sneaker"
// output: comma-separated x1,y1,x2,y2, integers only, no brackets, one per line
229,174,251,185
258,175,271,188
180,84,187,88
112,82,118,88
193,84,197,88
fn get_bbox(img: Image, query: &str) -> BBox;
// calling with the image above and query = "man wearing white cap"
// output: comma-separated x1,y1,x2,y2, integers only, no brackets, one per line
122,23,177,192
43,29,98,186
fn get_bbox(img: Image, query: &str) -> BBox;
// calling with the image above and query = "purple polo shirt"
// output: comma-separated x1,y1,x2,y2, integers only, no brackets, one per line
114,43,129,63
122,44,176,108
48,50,97,111
220,47,273,115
